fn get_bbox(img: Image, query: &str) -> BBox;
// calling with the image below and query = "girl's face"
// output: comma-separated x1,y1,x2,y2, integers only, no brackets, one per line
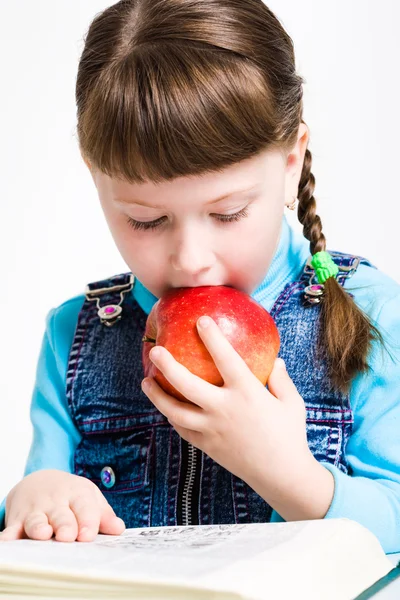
87,124,308,299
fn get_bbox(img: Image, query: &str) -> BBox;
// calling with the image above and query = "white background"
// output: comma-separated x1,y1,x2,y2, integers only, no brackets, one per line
1,0,399,502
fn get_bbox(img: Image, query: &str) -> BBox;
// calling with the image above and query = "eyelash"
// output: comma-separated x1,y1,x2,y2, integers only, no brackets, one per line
126,207,250,231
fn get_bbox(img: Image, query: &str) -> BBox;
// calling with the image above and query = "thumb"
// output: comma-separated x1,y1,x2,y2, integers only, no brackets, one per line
99,505,126,536
267,358,300,403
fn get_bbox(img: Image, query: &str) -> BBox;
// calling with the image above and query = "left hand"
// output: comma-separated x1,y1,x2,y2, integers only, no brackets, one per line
141,316,314,489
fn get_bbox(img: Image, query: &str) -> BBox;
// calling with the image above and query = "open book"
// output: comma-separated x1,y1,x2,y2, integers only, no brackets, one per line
0,518,399,600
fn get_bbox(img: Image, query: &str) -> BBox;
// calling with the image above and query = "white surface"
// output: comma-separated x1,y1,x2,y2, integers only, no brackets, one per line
1,0,399,502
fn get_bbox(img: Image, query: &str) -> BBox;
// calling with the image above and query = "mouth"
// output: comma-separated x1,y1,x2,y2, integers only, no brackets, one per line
170,283,229,290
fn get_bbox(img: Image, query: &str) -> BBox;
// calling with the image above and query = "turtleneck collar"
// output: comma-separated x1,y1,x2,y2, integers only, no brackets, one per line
252,215,311,311
132,215,311,315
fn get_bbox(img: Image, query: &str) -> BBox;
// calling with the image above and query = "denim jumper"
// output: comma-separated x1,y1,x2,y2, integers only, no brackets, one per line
66,252,374,527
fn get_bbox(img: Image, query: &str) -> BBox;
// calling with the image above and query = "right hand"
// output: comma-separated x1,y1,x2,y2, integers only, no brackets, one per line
0,469,126,543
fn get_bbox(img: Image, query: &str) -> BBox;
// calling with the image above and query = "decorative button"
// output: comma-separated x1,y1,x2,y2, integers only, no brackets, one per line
100,466,116,489
304,284,325,305
98,305,123,321
305,284,324,297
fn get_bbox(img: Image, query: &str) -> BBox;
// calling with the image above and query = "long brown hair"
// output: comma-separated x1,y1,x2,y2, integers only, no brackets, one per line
76,0,385,394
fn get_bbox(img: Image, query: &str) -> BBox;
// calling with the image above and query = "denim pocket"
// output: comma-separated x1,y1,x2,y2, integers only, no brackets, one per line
306,407,353,473
75,426,154,493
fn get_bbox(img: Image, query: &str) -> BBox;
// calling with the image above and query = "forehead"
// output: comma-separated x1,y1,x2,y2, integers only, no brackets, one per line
98,148,285,206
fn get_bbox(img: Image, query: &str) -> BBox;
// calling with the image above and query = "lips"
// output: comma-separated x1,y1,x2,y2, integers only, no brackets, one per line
170,282,227,290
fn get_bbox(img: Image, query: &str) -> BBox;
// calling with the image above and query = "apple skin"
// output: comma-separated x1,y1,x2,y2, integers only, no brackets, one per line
142,286,280,402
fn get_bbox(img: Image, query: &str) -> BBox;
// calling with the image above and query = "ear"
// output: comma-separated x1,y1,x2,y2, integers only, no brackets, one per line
80,151,92,172
284,122,309,201
80,150,98,187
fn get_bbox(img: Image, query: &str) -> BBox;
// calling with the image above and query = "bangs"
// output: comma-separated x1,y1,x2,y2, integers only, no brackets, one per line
77,42,282,184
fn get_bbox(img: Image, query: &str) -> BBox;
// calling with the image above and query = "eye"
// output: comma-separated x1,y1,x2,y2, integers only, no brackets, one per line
213,207,250,223
126,216,167,231
126,207,250,231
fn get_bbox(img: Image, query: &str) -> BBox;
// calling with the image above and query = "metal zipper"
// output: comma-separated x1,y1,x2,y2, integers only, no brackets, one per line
181,442,197,526
176,438,201,526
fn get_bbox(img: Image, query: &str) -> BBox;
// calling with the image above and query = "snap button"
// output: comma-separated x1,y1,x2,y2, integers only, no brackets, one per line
100,466,116,489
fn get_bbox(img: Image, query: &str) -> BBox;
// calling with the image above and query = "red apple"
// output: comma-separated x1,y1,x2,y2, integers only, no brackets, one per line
142,286,280,402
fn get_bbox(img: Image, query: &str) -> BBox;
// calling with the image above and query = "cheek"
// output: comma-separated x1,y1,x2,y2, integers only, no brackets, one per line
104,211,140,250
98,203,166,276
117,230,166,277
99,204,129,242
226,212,281,273
107,218,137,255
251,205,283,247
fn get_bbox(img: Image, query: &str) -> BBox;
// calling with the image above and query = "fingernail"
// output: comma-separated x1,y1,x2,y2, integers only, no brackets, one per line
142,379,151,392
150,347,161,361
198,316,211,329
277,358,286,369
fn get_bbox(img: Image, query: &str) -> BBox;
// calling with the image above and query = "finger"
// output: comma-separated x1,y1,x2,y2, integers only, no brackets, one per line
267,358,301,404
98,504,126,537
196,316,254,388
148,346,222,409
142,378,208,431
22,512,53,540
69,496,102,542
171,423,204,448
47,506,79,542
0,521,27,541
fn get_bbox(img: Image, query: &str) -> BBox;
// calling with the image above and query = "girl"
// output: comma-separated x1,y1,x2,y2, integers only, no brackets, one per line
1,0,400,553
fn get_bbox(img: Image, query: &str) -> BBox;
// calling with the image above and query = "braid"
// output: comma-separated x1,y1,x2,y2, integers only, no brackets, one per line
296,139,385,394
297,150,325,255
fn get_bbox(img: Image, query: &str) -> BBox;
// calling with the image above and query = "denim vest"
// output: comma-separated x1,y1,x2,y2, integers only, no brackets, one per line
66,252,374,528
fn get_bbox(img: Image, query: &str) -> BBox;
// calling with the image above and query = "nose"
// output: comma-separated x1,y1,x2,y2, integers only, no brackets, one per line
170,226,215,275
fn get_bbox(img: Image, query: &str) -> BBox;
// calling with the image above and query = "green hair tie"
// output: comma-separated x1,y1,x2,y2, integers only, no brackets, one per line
311,251,339,284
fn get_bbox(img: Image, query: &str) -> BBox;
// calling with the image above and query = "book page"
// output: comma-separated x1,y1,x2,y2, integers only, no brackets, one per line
0,519,394,600
0,521,307,582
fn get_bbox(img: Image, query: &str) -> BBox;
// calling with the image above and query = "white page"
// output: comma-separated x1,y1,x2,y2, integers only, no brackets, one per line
0,522,306,583
0,520,394,600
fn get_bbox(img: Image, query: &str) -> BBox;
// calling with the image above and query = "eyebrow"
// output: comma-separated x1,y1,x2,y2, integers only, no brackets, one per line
115,185,259,208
